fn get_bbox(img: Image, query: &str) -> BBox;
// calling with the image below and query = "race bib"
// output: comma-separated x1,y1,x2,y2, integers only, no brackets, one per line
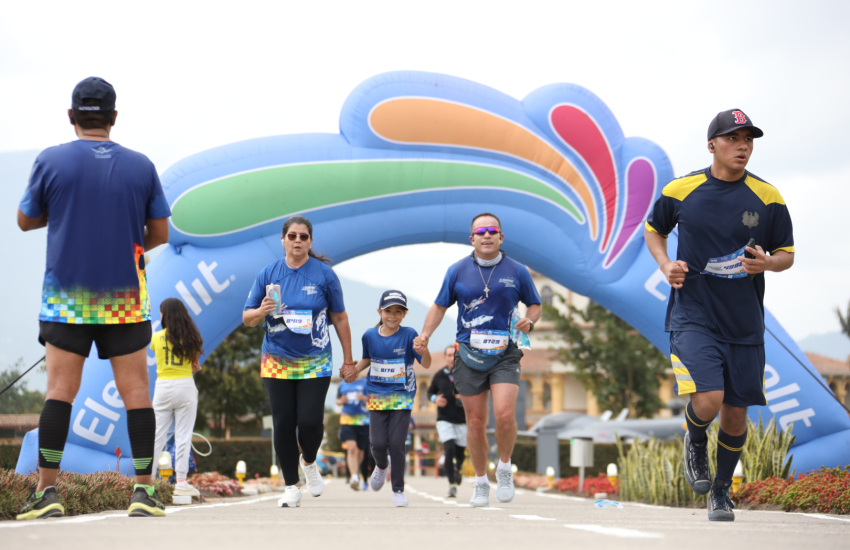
470,330,510,355
702,246,748,279
280,309,313,334
370,358,405,384
346,391,360,403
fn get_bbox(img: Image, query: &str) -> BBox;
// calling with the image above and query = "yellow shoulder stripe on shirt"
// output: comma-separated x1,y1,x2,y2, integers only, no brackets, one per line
745,175,785,205
773,246,795,254
644,221,668,238
661,173,708,202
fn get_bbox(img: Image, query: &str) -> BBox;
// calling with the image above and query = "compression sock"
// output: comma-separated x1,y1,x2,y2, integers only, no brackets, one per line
38,400,72,469
126,408,156,475
685,402,713,444
715,429,747,483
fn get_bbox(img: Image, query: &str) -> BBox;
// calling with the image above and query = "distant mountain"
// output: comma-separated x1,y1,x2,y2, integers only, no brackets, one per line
796,331,850,362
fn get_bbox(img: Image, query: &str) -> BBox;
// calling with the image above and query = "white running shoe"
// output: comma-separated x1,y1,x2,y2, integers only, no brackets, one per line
173,482,200,497
349,476,361,491
393,491,409,507
300,455,324,497
470,481,490,507
278,485,301,508
495,468,515,503
371,466,388,492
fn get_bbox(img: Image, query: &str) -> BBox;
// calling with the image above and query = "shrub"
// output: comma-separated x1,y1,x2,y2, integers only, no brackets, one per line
734,466,850,515
511,438,623,478
0,444,22,471
187,472,243,496
0,469,173,520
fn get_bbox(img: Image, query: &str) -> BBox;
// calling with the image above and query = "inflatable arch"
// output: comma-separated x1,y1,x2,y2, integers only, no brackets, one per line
17,71,850,476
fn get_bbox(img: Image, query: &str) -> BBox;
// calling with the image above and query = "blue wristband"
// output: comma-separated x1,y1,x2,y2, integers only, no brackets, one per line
430,394,437,403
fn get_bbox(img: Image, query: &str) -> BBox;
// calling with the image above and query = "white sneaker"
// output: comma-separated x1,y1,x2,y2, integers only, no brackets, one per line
349,476,360,491
495,468,515,503
393,491,409,507
300,455,324,497
371,467,388,492
277,485,301,507
173,482,200,497
470,481,490,507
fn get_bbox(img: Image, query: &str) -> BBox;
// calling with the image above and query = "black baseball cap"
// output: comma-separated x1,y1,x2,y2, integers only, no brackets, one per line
379,290,408,310
71,77,116,111
707,109,763,141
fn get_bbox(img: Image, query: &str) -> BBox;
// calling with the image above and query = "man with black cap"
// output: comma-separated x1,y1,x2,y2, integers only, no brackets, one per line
644,109,795,522
16,77,171,519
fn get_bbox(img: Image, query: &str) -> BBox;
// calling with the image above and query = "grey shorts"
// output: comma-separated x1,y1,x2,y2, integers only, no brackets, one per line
453,345,522,396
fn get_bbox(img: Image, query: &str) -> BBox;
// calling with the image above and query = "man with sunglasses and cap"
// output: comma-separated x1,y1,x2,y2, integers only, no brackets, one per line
644,109,794,522
415,213,541,507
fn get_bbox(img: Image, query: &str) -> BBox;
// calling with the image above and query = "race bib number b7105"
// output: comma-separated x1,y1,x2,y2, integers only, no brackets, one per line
370,358,406,384
702,246,747,279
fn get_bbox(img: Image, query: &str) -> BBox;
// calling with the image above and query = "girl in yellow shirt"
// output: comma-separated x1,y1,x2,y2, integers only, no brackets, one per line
150,298,204,497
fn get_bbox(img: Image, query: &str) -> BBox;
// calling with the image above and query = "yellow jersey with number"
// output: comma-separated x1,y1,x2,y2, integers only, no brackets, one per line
150,329,193,380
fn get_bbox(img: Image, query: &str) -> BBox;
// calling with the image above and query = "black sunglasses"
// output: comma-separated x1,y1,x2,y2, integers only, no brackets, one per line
285,232,310,241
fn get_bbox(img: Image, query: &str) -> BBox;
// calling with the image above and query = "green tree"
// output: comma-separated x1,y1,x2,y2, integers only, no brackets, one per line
0,359,46,414
194,325,270,436
543,301,669,418
838,301,850,340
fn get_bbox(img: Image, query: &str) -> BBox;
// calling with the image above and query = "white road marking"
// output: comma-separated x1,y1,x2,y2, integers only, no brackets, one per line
407,487,502,510
511,514,556,521
563,524,664,539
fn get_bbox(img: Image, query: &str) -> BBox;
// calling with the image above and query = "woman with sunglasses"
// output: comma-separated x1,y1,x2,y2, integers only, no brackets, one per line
243,215,355,508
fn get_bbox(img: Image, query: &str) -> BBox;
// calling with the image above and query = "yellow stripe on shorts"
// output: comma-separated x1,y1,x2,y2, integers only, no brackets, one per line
671,354,696,395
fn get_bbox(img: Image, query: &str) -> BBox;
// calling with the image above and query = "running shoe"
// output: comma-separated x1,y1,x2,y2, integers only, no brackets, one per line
457,474,463,486
361,480,368,491
371,466,388,492
447,484,457,498
495,468,515,503
173,482,200,497
393,491,409,507
683,432,712,495
349,476,361,491
128,485,166,517
278,485,302,508
707,479,735,522
16,487,64,520
300,455,324,497
470,481,490,507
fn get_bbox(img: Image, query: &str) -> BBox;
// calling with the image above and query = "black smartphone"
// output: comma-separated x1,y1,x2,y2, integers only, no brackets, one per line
744,238,756,279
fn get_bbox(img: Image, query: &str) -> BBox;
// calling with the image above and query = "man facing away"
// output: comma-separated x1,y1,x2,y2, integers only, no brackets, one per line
16,77,172,519
644,109,794,521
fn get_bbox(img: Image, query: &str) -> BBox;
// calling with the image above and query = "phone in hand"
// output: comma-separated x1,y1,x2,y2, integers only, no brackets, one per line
744,238,756,280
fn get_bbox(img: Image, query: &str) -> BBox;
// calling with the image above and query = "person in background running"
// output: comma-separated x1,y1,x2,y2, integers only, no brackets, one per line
428,344,467,497
151,298,203,498
342,290,431,507
336,374,369,490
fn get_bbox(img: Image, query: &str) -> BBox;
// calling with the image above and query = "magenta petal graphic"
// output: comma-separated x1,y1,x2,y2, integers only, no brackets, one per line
605,158,656,267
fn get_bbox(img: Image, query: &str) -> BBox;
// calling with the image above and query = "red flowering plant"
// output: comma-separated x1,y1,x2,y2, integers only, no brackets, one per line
734,466,850,515
187,471,244,497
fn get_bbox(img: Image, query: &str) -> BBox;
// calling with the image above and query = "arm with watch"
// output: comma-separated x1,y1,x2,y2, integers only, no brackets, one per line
514,303,541,333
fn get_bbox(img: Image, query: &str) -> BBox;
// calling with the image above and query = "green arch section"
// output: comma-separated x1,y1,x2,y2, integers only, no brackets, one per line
171,160,584,236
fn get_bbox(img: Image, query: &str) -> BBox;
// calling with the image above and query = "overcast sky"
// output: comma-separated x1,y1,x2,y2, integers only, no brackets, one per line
2,1,849,342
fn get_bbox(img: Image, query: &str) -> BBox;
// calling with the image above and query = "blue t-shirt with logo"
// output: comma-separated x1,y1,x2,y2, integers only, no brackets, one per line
362,326,422,411
435,254,541,344
244,257,345,379
645,167,794,345
18,140,171,325
337,379,369,425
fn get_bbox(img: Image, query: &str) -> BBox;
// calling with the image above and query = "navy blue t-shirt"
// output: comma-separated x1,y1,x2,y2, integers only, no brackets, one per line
19,140,171,324
362,326,422,411
244,257,345,379
337,379,369,426
435,254,541,344
645,167,794,345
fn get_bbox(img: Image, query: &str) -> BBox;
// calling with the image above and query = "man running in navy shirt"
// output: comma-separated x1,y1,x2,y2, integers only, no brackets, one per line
416,213,541,507
16,77,171,520
644,109,794,522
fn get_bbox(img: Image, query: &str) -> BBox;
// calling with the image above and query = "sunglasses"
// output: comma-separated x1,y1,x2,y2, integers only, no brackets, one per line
285,232,311,241
472,226,501,236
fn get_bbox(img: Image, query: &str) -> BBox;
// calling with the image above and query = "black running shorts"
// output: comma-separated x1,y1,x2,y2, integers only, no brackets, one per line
338,425,370,451
39,321,152,359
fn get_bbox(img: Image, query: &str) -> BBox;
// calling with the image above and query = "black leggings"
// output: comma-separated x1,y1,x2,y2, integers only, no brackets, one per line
263,376,331,486
443,439,467,484
370,410,411,493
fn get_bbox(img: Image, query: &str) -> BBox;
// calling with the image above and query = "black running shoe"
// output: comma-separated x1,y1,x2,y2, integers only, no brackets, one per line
707,479,735,522
128,485,166,517
683,432,712,495
16,486,64,520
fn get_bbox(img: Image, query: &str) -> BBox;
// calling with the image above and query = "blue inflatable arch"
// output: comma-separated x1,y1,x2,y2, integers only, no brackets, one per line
17,71,850,475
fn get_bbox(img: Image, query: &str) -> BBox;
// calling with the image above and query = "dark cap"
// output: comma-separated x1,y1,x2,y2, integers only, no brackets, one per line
71,77,116,111
707,109,763,140
379,290,408,310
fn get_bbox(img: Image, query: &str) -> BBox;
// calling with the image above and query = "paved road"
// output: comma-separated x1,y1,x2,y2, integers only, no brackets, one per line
3,476,848,549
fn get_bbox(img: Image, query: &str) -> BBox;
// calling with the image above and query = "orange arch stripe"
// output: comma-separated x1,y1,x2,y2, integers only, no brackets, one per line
369,98,598,239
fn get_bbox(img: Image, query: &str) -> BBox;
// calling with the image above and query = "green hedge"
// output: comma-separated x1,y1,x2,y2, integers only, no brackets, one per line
193,440,273,479
512,438,623,477
0,444,21,471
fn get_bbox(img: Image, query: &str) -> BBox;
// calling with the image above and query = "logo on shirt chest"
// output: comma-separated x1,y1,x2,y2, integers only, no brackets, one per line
742,211,759,228
302,285,317,295
499,277,517,288
393,348,405,355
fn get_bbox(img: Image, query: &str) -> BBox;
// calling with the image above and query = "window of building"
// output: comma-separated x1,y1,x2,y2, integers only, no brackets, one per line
541,285,553,306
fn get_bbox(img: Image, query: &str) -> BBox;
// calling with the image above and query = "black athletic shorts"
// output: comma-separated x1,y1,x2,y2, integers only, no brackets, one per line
338,424,370,451
39,321,152,360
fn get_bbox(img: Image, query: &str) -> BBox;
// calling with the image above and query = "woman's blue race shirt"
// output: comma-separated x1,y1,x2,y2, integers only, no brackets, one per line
362,326,422,411
244,257,345,379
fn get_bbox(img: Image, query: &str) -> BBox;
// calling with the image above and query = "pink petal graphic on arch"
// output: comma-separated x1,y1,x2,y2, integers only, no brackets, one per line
550,105,617,251
605,158,656,267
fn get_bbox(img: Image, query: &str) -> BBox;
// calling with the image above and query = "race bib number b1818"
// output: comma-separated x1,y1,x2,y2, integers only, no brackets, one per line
702,246,747,279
